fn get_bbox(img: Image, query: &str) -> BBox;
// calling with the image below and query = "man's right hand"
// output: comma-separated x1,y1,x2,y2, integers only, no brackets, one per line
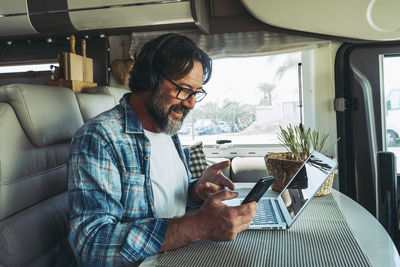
159,189,257,253
193,190,257,241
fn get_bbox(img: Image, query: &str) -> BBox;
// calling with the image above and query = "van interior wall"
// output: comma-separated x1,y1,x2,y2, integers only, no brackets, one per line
303,42,342,156
303,42,342,188
108,35,132,90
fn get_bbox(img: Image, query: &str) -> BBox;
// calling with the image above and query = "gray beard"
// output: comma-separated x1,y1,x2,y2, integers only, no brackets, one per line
145,87,189,135
163,119,184,135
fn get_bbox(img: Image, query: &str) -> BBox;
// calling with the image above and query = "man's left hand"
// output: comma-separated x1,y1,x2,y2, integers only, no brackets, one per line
191,160,235,203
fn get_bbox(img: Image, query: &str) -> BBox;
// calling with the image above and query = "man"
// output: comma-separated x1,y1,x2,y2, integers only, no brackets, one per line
68,33,256,266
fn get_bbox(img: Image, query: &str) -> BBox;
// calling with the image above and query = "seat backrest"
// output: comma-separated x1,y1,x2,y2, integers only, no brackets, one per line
75,92,115,122
75,86,129,123
0,84,83,266
231,157,268,182
82,85,129,105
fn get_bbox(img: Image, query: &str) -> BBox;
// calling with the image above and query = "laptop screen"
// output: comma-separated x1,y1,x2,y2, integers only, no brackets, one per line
279,151,337,219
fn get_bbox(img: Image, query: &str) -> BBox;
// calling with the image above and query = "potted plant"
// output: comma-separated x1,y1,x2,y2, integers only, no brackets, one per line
265,124,338,196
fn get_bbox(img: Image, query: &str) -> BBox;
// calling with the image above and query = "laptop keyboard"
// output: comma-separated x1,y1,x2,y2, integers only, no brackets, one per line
252,198,278,225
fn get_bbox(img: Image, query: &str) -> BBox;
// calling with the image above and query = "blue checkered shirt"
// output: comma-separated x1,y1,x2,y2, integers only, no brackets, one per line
68,93,195,266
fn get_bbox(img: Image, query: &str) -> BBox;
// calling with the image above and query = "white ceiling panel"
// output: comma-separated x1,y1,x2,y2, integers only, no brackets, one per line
241,0,400,41
0,16,37,37
69,2,193,30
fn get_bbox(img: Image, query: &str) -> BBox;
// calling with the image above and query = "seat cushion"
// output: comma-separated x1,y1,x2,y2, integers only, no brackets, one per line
0,193,69,266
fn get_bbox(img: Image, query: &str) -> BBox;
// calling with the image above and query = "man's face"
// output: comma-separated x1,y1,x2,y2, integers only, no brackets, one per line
146,61,204,135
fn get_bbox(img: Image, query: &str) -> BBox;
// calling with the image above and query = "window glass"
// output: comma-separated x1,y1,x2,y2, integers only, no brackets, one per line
0,63,58,74
382,56,400,172
179,52,302,146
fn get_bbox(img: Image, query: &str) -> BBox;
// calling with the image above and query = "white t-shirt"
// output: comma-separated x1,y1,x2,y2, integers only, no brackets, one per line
144,130,189,218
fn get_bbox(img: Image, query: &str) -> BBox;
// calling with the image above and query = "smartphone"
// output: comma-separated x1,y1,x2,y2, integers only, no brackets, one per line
241,176,275,204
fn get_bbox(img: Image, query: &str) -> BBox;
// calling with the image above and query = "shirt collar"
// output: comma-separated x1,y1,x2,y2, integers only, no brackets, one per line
120,93,145,134
120,93,181,140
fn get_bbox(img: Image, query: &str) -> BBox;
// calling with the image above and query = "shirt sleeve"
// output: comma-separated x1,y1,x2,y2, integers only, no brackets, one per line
68,126,169,266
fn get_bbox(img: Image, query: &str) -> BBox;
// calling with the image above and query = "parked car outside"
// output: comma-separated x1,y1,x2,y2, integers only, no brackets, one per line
386,89,400,146
194,119,217,135
217,121,231,133
178,123,192,135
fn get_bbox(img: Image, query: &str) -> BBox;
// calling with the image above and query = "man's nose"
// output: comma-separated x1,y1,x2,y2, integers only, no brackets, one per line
182,95,196,109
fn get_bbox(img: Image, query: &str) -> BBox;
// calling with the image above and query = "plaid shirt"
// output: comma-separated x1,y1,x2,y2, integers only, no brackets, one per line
68,93,195,266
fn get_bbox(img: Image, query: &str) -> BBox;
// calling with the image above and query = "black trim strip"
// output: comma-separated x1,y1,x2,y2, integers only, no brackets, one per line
27,0,76,34
0,13,27,17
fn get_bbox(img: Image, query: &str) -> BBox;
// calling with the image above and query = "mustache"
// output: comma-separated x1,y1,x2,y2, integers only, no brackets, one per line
170,104,190,116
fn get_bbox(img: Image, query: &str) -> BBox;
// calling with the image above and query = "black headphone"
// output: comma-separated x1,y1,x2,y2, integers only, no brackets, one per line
145,33,179,91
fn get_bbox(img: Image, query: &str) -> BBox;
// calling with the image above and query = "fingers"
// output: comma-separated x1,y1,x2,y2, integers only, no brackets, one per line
204,175,235,191
198,193,256,241
210,161,234,190
219,176,235,191
223,205,256,236
237,221,252,233
209,189,238,202
197,182,221,196
199,160,235,191
203,182,222,191
209,160,231,171
195,182,221,200
235,201,257,214
217,199,256,234
232,202,257,223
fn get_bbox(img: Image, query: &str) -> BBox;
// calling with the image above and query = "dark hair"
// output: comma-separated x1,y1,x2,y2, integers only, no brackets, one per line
129,33,212,93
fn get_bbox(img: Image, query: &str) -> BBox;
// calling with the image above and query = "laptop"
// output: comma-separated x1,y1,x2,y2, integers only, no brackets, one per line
224,150,338,230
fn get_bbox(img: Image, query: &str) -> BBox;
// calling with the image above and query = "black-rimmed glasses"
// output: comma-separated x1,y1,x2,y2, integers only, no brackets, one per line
162,75,207,102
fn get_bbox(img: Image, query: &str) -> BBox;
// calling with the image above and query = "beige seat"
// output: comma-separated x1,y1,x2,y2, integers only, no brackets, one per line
0,84,84,266
82,85,129,105
231,157,268,182
0,82,271,265
75,93,115,122
76,86,129,122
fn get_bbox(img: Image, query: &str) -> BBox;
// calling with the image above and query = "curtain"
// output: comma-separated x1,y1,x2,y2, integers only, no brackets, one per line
129,30,330,59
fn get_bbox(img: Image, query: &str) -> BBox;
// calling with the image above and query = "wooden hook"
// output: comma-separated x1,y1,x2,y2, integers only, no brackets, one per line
70,34,76,54
81,39,86,57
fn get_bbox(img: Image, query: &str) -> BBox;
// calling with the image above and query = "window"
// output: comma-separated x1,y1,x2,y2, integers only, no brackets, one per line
178,52,302,147
0,63,58,74
382,57,400,168
0,61,59,86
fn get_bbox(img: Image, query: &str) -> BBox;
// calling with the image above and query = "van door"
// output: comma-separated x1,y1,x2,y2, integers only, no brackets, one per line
335,42,400,217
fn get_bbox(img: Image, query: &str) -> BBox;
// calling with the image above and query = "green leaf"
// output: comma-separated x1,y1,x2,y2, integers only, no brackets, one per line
277,124,339,160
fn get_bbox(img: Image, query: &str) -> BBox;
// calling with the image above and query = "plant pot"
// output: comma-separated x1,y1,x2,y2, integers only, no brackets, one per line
264,152,335,196
264,152,303,192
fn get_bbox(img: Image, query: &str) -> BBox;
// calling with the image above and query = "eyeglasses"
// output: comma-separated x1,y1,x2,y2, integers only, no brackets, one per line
162,75,207,102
